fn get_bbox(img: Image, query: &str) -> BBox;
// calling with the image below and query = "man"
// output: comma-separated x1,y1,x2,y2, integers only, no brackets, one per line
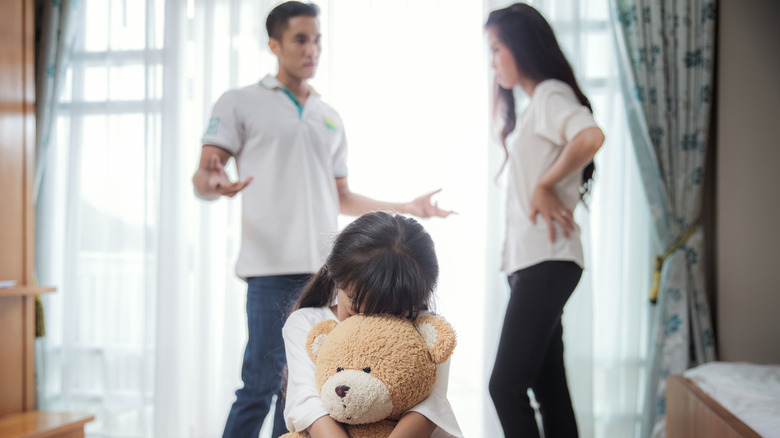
191,2,451,437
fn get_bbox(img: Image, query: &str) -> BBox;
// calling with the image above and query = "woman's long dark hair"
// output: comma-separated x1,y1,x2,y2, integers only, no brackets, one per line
291,211,438,319
486,3,595,199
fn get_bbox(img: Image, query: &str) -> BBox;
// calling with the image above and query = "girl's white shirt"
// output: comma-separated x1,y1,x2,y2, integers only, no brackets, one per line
502,79,599,274
282,305,463,437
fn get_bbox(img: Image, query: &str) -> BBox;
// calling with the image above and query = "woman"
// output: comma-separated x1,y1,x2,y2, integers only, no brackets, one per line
485,4,605,437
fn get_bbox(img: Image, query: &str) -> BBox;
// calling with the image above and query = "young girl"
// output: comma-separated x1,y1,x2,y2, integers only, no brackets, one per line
282,211,463,438
485,4,605,438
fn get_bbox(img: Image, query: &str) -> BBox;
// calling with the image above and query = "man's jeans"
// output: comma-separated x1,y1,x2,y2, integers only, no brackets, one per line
222,274,311,438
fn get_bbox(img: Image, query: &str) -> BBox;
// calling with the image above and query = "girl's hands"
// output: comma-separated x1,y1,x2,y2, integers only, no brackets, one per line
529,184,574,243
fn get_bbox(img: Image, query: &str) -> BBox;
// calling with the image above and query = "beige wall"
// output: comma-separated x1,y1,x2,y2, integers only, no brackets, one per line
716,0,780,364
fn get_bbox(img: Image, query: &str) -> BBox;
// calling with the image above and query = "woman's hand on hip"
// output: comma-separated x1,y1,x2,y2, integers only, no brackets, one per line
529,185,574,243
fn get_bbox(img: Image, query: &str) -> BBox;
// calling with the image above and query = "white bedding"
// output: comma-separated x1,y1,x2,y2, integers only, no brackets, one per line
684,362,780,438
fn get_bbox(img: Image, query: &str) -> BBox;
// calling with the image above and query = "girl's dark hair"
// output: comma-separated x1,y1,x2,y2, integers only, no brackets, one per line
292,211,438,319
266,1,320,40
486,3,595,199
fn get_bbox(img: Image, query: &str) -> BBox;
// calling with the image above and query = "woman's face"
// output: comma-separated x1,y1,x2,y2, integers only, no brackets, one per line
487,27,521,89
337,288,357,321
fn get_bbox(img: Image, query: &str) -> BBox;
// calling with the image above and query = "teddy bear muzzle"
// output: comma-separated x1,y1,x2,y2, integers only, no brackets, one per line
320,369,393,424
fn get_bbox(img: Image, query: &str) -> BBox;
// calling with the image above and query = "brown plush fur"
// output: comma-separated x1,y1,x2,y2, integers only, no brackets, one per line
279,314,456,438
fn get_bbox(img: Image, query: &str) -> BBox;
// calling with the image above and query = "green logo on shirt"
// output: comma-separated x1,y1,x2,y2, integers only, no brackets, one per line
205,117,220,135
324,116,338,132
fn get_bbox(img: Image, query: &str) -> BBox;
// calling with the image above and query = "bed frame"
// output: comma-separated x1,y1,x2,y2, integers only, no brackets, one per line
666,374,762,438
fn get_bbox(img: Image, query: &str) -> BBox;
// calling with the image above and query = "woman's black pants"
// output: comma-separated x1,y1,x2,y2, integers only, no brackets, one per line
489,261,583,438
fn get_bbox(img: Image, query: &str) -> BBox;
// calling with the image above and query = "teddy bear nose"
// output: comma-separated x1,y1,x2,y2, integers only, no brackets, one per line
335,384,350,398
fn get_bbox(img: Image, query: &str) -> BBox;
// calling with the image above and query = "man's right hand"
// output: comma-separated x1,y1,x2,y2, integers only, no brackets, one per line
206,154,253,197
193,145,253,200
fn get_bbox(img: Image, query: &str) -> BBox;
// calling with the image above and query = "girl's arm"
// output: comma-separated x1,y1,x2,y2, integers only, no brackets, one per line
389,412,437,438
308,415,350,438
282,310,340,435
530,126,605,242
399,358,463,438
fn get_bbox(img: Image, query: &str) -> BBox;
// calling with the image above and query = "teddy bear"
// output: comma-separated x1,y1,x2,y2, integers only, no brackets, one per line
279,313,457,438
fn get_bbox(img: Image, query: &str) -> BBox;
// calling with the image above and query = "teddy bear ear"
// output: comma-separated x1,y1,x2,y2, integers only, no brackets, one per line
306,319,339,362
414,315,457,365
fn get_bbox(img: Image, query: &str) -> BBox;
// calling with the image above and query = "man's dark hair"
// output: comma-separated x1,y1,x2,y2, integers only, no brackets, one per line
266,1,320,40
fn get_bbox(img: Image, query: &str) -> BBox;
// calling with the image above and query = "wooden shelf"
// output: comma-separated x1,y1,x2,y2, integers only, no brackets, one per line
0,287,56,298
0,411,94,438
0,1,94,436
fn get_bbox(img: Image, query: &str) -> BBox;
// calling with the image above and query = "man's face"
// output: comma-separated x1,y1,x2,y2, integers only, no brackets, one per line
270,15,321,81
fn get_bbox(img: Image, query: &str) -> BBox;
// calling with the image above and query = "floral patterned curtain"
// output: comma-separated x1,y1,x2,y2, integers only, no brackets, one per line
610,1,717,436
34,0,81,200
33,0,82,409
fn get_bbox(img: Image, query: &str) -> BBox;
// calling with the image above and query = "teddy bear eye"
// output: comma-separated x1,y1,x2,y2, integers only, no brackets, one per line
362,367,371,373
337,367,344,372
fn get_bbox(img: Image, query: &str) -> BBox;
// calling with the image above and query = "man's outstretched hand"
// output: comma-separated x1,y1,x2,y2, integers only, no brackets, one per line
207,154,253,197
403,189,456,218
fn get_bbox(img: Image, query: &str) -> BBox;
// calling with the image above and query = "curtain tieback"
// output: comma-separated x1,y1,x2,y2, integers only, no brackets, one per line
35,295,46,337
649,218,701,304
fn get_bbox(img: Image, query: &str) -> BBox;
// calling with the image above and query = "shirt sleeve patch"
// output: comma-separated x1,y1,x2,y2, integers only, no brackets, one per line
205,117,221,136
323,116,338,132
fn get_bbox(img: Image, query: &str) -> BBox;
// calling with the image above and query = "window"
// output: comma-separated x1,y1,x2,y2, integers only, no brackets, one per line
42,1,164,436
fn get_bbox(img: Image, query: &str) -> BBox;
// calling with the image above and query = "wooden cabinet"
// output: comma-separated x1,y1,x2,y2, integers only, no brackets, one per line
0,287,52,417
0,0,93,435
0,412,94,438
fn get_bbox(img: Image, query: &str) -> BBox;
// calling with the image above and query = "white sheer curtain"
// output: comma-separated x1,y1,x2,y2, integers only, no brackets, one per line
37,0,268,436
35,0,650,437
